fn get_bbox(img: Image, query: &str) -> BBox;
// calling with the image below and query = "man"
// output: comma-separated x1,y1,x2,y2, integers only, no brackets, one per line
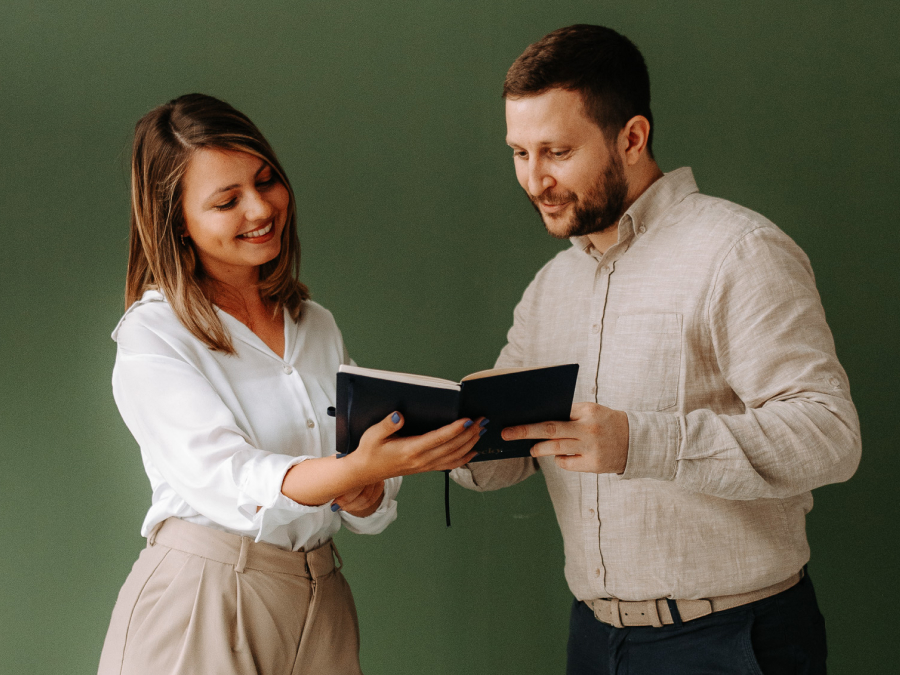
451,24,860,674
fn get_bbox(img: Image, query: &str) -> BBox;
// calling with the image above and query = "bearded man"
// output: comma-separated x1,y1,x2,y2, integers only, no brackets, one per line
452,24,860,675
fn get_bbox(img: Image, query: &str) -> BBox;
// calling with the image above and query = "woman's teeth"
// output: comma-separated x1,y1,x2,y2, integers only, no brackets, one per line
239,223,273,239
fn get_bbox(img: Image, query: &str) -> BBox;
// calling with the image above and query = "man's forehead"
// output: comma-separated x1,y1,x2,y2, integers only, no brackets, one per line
505,89,599,143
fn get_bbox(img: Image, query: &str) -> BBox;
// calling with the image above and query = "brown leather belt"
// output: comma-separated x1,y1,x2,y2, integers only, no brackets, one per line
585,570,803,628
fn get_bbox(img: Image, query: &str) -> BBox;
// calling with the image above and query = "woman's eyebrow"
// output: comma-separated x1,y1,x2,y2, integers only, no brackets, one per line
209,162,269,196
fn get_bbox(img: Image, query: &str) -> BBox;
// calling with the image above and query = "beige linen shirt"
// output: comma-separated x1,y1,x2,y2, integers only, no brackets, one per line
452,167,860,602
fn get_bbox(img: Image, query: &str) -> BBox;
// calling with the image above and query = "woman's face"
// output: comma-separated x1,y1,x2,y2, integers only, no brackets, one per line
180,148,290,285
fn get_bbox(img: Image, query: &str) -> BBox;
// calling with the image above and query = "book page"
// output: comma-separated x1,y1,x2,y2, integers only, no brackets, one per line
338,364,461,391
461,365,557,381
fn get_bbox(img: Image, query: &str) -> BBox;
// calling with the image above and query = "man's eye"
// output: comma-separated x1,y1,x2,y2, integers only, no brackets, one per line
551,150,570,158
513,150,528,159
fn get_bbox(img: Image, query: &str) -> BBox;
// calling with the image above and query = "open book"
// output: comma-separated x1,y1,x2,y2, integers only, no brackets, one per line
334,363,579,462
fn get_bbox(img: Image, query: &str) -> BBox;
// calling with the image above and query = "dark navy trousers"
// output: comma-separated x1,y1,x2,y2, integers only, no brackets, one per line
567,571,827,675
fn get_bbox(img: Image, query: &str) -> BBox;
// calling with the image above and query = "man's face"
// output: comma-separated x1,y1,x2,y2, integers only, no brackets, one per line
505,88,628,239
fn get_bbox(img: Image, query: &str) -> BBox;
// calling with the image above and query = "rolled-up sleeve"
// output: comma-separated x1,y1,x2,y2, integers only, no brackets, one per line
339,476,402,534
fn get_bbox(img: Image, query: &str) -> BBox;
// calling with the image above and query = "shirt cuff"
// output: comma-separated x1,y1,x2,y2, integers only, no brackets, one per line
449,466,479,490
340,476,401,535
622,411,681,481
231,451,330,539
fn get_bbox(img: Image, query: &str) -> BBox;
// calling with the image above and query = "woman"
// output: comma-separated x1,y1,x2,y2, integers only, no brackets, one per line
97,93,484,675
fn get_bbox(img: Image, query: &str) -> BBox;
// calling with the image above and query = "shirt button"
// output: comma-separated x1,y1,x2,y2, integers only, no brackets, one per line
588,508,596,517
638,225,647,234
590,385,597,395
283,364,293,374
591,324,600,334
601,265,610,274
595,568,602,578
306,419,316,429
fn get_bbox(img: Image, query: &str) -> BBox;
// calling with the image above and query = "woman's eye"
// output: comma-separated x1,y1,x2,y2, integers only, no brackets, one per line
214,198,237,211
257,172,278,189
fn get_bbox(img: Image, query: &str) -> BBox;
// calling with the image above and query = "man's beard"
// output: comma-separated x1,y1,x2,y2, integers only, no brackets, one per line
529,154,628,239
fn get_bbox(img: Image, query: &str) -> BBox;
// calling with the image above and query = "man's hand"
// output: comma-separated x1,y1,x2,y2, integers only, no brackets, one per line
501,402,629,474
334,480,386,517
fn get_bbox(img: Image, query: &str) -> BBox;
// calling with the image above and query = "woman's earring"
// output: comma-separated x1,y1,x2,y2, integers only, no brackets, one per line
180,233,187,246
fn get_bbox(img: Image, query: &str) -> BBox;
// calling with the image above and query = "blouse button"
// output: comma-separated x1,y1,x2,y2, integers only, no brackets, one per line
306,419,316,429
283,364,293,374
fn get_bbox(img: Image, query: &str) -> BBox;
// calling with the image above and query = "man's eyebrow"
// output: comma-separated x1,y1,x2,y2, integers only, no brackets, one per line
210,161,268,196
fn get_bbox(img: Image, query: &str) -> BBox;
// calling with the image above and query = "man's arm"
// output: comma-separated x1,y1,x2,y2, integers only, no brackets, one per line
451,282,540,492
504,226,861,500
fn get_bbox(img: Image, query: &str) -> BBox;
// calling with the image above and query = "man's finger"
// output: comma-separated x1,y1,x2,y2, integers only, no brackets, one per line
502,420,573,441
530,438,579,457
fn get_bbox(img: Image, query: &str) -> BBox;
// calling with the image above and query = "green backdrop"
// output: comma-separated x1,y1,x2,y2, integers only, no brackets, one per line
1,1,897,672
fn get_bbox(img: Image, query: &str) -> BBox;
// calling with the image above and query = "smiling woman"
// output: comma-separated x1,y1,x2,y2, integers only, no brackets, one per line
97,94,484,675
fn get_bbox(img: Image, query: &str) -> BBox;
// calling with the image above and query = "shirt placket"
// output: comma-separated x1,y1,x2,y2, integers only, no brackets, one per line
583,251,615,597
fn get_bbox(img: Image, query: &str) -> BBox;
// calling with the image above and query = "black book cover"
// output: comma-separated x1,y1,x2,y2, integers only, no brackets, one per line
334,364,578,461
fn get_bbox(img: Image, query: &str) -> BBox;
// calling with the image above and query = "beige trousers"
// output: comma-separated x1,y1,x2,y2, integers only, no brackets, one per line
98,518,363,675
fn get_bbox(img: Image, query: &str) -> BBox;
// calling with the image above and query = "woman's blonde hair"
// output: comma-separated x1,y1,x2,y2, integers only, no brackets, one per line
126,93,310,353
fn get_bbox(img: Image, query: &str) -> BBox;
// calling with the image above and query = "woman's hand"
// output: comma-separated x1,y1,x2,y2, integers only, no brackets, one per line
348,411,485,482
281,411,485,509
333,480,385,517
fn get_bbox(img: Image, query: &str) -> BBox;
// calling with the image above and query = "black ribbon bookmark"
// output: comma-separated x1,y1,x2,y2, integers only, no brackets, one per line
444,470,451,527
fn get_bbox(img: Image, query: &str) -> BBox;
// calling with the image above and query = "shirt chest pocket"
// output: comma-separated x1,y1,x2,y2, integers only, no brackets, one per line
597,313,682,412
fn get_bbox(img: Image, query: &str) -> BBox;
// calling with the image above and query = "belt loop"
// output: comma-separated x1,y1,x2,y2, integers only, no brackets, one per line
147,521,164,547
235,537,250,574
610,599,624,629
331,540,343,571
665,598,684,628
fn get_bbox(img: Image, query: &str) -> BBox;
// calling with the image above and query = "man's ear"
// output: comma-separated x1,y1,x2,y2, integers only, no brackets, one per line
619,115,651,166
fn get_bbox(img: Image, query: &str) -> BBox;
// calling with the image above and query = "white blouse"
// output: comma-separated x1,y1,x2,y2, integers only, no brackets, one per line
111,290,401,551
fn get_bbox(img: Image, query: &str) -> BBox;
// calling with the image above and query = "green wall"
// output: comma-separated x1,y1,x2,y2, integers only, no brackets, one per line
1,1,897,672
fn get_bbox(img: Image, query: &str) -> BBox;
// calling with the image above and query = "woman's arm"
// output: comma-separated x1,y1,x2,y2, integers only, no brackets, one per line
281,412,483,507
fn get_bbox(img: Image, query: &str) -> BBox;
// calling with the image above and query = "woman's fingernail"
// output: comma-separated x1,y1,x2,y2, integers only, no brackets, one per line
331,504,342,512
336,453,348,459
480,418,490,427
479,428,487,437
392,412,401,424
464,419,473,429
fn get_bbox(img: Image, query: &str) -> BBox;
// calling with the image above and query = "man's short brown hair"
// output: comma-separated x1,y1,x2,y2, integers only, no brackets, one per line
504,24,654,157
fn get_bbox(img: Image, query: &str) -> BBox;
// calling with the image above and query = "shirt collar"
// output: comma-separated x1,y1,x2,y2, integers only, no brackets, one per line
570,167,699,255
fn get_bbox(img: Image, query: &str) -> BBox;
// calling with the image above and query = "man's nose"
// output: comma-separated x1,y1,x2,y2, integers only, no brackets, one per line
526,160,555,197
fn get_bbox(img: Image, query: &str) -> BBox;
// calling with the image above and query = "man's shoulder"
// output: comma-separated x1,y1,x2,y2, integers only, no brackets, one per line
678,192,780,241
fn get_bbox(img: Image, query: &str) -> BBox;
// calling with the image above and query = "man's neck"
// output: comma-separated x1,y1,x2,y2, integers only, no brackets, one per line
587,161,664,255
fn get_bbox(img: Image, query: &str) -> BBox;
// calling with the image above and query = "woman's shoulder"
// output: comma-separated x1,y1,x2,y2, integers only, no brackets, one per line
297,299,339,331
112,290,194,355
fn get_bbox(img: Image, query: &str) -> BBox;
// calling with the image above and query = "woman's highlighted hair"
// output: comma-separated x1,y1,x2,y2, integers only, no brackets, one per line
126,93,309,353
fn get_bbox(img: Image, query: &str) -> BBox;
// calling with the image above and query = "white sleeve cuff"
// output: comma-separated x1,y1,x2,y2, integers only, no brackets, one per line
340,476,401,535
231,451,330,534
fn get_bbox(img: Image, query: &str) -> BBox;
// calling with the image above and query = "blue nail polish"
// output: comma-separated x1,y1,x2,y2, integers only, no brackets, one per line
479,428,487,437
464,420,473,429
331,503,341,512
392,412,401,424
336,453,347,459
480,418,490,427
